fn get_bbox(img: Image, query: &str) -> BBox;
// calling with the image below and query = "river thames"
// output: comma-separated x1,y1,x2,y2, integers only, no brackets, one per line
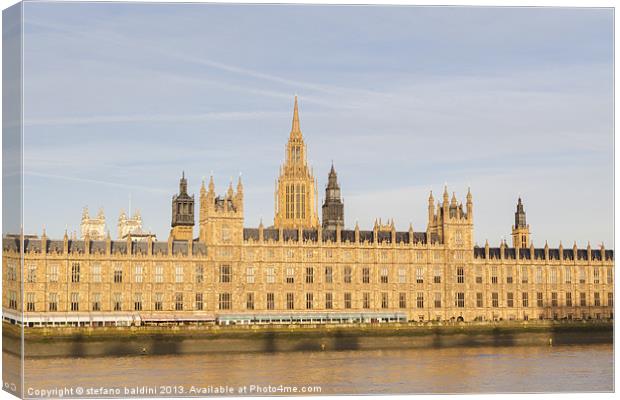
7,343,613,396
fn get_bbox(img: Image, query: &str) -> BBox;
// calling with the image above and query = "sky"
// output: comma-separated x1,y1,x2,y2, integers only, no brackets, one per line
11,3,614,247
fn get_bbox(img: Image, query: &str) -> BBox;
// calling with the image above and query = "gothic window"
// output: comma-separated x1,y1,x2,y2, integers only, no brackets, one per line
551,292,557,307
521,266,529,284
134,293,143,311
246,267,255,284
325,266,333,283
507,292,514,307
345,292,353,309
266,267,275,284
506,266,513,284
267,293,275,310
362,292,370,309
537,292,544,307
380,292,388,309
522,292,529,307
580,292,586,307
400,293,407,309
48,293,58,312
380,268,389,284
176,265,185,283
301,185,306,219
71,263,80,283
362,267,370,284
435,292,442,308
196,293,204,310
455,293,465,308
7,262,17,281
154,293,163,311
92,293,101,311
196,265,204,283
305,267,314,284
492,292,499,307
247,293,255,310
26,293,35,312
579,268,586,284
219,265,231,283
175,293,184,311
155,264,164,283
286,293,295,310
594,268,600,284
566,292,572,307
48,264,59,283
114,264,123,283
286,267,295,284
476,292,483,308
27,264,36,283
306,293,313,309
134,264,144,283
91,263,101,283
113,293,122,311
8,291,17,310
416,292,424,308
550,268,557,285
326,292,334,309
344,266,352,284
70,292,79,311
400,268,408,284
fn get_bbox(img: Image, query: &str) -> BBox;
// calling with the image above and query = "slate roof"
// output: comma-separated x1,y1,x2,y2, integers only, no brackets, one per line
473,247,614,262
303,229,318,242
263,228,279,242
243,228,259,241
283,229,298,242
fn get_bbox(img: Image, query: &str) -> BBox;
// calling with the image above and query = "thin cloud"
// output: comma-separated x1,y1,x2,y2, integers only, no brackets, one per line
25,171,168,194
23,110,287,127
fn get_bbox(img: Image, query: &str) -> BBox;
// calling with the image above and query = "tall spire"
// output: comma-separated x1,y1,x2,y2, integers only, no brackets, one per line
291,95,301,137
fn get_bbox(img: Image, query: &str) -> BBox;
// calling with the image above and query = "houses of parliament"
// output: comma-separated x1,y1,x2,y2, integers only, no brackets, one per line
2,97,614,327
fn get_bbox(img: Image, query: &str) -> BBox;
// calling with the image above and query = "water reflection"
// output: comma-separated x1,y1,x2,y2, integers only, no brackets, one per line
8,344,611,395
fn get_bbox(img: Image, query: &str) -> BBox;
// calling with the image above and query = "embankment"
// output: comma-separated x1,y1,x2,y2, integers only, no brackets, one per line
3,320,612,358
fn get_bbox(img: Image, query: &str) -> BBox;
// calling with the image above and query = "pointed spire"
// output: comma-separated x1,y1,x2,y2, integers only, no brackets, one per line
227,179,234,198
467,187,472,202
208,173,215,193
237,173,243,192
200,178,206,194
428,190,434,203
450,192,457,206
291,95,301,136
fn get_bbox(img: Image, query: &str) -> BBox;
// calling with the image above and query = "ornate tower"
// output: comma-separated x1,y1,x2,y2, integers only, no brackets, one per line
274,96,319,229
426,186,473,247
322,163,344,230
118,209,143,239
198,175,244,246
512,197,530,248
80,207,106,240
170,172,195,241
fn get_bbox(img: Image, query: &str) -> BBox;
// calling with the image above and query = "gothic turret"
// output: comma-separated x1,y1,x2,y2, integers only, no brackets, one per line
512,197,530,248
322,162,344,230
273,96,319,229
171,171,195,241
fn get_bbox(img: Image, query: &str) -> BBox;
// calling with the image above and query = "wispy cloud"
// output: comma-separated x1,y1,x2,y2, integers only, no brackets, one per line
24,171,168,194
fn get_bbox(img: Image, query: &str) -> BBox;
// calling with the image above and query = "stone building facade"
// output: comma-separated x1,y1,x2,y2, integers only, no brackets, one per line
2,97,614,327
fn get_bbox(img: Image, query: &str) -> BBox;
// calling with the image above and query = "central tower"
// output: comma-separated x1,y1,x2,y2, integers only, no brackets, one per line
274,96,319,229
